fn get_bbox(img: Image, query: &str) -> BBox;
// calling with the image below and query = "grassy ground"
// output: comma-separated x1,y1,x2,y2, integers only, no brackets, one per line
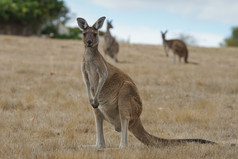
0,35,237,159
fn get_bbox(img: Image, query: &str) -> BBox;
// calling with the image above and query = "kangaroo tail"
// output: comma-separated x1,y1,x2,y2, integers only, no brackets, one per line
129,118,216,147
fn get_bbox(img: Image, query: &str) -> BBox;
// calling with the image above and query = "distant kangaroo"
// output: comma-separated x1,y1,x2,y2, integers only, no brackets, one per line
161,30,189,63
103,20,119,62
77,16,215,149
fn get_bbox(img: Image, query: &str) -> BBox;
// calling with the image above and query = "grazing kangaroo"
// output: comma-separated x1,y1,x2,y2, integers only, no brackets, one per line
77,16,215,149
161,30,189,63
103,20,119,62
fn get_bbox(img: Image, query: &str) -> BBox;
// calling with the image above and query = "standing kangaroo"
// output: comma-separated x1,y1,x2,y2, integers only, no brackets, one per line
77,17,215,149
161,30,189,63
103,20,119,62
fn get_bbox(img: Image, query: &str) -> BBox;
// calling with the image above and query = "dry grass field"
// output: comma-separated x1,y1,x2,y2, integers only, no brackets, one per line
0,35,237,159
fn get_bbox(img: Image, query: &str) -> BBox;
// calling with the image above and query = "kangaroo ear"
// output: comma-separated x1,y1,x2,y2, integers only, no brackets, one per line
165,30,168,34
93,16,106,30
77,17,88,31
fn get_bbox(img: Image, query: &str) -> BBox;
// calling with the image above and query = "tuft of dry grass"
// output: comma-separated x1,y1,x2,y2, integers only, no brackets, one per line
0,35,237,158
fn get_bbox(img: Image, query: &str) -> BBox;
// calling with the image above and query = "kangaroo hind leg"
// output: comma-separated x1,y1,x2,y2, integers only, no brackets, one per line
118,81,142,148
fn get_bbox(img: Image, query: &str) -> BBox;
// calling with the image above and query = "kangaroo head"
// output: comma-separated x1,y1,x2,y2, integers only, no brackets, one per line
107,20,113,29
161,30,168,40
77,16,106,47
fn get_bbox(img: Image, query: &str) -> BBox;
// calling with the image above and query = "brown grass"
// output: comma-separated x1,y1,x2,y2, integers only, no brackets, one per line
0,35,237,159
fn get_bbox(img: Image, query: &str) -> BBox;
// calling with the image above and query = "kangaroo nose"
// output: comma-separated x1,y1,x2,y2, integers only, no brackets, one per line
87,40,92,46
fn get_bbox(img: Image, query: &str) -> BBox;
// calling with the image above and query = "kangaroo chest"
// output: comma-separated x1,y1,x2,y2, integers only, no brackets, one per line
83,60,100,94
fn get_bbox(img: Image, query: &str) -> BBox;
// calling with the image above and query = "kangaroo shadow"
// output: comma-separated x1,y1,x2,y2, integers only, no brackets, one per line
187,61,199,65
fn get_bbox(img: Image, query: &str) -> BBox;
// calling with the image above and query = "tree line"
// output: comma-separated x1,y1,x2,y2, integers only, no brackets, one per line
223,27,238,47
0,0,237,46
0,0,83,39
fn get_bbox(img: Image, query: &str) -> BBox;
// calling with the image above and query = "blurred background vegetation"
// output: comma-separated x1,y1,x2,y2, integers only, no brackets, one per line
0,0,237,46
223,27,238,47
0,0,83,39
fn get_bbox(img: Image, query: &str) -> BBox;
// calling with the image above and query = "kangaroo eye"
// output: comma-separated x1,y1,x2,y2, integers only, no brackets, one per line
94,33,97,37
83,33,86,37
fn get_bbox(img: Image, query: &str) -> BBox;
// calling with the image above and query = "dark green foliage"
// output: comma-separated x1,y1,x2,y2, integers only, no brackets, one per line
67,27,82,39
0,0,67,24
224,27,238,47
41,25,57,35
0,0,68,35
41,26,82,40
53,27,82,40
99,31,105,36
